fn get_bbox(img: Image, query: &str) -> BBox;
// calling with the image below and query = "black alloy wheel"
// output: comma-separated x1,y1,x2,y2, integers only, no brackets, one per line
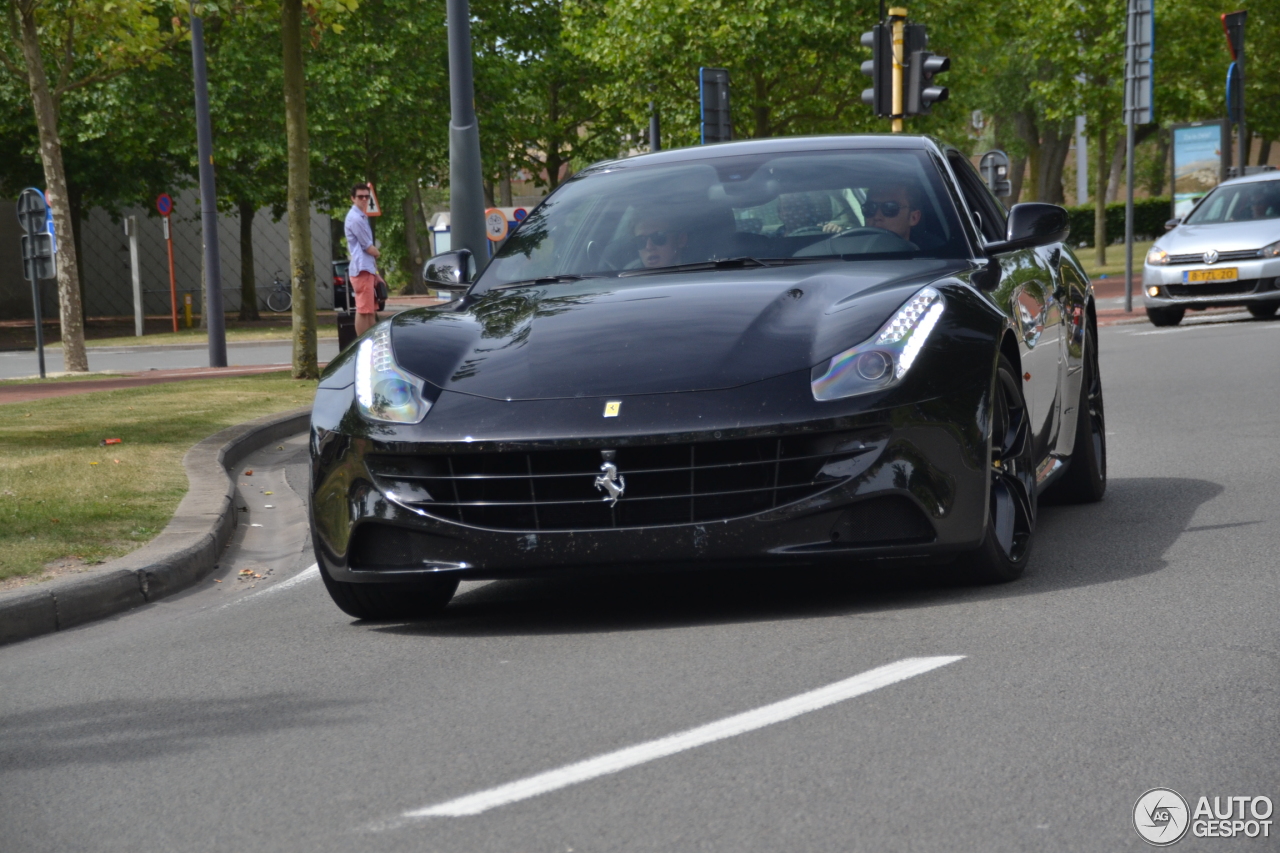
1247,302,1279,319
1043,323,1107,503
1145,305,1184,326
318,560,458,620
960,353,1036,583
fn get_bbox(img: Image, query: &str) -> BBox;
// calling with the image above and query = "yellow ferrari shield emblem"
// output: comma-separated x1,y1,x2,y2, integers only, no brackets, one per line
603,401,621,417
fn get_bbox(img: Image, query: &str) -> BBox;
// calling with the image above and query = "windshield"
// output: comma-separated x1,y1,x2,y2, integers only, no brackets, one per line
1185,180,1280,225
480,148,969,287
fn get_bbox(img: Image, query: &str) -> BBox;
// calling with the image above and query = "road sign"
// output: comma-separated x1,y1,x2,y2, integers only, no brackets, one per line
156,193,174,216
365,182,382,217
513,208,528,221
699,68,732,144
17,188,56,282
1123,0,1154,126
485,208,509,242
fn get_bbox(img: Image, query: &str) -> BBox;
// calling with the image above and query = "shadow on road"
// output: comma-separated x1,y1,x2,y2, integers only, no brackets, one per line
0,694,361,772
372,476,1222,639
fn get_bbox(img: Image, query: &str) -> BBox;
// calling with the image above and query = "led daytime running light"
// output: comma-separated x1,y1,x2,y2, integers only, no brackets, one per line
811,286,944,401
355,324,430,424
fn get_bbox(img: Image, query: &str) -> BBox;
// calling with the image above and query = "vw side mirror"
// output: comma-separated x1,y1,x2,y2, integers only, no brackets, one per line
1164,218,1181,231
423,249,475,293
984,203,1070,256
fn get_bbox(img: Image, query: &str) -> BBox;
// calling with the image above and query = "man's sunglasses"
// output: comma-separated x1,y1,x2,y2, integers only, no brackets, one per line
354,193,371,200
633,231,669,249
863,200,905,217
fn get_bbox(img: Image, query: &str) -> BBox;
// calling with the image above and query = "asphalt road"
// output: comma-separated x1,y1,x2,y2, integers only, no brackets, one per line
2,317,1278,852
0,339,341,379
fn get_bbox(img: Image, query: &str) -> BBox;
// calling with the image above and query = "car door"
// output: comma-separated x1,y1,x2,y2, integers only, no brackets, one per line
946,152,1063,457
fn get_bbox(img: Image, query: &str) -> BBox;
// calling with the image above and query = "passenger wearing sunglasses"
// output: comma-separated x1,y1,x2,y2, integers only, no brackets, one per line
863,183,923,243
344,182,383,334
633,215,688,269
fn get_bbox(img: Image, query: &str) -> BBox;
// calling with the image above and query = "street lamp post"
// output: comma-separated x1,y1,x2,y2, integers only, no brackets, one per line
446,0,487,260
190,7,226,366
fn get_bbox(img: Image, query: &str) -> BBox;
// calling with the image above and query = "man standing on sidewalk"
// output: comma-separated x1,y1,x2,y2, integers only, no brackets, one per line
344,183,381,335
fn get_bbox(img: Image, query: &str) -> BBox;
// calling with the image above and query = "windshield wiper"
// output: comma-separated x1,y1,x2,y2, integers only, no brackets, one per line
620,256,773,277
492,273,602,290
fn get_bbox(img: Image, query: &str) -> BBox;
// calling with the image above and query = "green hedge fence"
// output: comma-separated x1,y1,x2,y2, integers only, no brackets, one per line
1064,196,1172,247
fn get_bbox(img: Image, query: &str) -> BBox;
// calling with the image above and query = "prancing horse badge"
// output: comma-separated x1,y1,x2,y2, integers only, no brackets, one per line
594,450,625,505
603,401,621,417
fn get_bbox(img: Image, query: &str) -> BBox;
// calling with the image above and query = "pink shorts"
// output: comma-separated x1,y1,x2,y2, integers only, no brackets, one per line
351,271,379,315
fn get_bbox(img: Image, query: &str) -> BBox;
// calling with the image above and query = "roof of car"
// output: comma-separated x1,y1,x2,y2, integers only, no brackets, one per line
585,134,944,174
1219,170,1280,187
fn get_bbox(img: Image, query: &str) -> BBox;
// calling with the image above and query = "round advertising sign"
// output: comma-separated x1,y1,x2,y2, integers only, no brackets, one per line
485,208,509,242
155,193,174,216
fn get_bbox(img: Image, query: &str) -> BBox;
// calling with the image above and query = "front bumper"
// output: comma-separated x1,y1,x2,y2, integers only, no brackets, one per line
309,374,993,583
1142,258,1280,309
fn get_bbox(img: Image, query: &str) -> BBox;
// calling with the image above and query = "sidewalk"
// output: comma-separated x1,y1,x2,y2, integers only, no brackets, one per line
0,364,303,405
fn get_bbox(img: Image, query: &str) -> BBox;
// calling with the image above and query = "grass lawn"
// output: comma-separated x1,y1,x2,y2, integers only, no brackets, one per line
0,373,127,386
1078,239,1155,280
0,372,317,585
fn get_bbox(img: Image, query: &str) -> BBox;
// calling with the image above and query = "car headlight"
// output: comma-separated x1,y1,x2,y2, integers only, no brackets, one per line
1260,239,1280,259
811,286,944,401
355,323,430,424
1146,247,1169,265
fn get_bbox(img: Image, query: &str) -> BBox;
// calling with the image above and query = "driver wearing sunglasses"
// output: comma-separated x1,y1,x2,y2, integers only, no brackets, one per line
633,215,689,269
863,183,923,243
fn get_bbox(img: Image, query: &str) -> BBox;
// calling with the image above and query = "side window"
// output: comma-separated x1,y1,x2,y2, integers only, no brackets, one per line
948,153,1007,243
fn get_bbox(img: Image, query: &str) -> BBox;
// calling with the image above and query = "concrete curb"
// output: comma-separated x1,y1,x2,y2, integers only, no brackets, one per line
0,407,310,646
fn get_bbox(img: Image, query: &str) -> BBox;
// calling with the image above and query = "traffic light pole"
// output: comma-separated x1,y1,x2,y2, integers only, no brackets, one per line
890,8,907,132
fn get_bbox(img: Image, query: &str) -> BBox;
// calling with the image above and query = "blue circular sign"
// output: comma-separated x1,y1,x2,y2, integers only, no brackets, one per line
155,193,173,216
513,208,528,221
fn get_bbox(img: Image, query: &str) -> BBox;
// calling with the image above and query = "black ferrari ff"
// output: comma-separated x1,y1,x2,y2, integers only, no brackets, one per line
309,135,1106,619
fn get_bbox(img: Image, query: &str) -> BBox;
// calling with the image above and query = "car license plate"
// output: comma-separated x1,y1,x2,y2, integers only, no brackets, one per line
1184,267,1238,283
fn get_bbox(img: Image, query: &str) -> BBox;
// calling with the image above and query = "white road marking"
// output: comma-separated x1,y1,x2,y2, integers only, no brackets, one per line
221,563,319,607
395,655,964,821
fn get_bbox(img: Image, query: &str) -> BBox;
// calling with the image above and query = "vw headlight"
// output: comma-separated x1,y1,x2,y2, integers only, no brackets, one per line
811,286,944,401
1260,239,1280,259
1146,247,1169,265
355,323,430,424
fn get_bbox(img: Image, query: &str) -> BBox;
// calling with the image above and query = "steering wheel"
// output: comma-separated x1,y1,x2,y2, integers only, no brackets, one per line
830,226,904,241
785,225,829,236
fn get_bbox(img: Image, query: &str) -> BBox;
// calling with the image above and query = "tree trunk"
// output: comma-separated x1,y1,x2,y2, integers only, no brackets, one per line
1094,123,1109,267
282,0,316,378
1105,135,1126,202
402,194,423,294
482,179,495,207
1149,128,1170,196
1014,110,1041,201
238,200,259,321
1037,121,1071,206
499,167,512,205
752,71,768,138
16,1,88,371
1258,137,1272,167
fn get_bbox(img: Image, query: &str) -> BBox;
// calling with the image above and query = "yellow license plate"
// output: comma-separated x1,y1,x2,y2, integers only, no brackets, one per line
1184,267,1238,283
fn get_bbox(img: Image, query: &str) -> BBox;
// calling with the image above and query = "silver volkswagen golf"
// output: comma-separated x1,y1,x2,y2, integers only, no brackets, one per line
1142,173,1280,326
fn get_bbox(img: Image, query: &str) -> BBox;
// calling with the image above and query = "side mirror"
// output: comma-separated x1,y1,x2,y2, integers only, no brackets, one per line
1164,218,1181,231
984,203,1070,255
423,249,475,293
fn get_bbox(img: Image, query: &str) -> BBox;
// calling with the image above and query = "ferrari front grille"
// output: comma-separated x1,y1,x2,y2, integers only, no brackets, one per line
367,434,874,531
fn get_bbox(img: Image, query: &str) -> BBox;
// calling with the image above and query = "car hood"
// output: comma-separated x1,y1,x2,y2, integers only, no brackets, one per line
391,259,966,401
1159,219,1280,254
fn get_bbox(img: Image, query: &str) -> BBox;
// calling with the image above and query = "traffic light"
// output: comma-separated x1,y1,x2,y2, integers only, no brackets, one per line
906,51,950,115
860,25,892,117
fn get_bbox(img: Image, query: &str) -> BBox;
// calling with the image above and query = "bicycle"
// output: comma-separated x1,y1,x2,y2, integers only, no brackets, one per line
266,271,292,313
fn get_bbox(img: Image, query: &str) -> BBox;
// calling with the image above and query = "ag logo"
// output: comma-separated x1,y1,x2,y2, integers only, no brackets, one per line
1134,788,1190,846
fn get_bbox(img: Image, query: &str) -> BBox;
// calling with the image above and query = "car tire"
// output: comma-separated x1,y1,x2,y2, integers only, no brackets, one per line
319,561,458,620
1145,305,1184,326
1247,303,1279,319
1042,324,1106,504
959,353,1036,584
